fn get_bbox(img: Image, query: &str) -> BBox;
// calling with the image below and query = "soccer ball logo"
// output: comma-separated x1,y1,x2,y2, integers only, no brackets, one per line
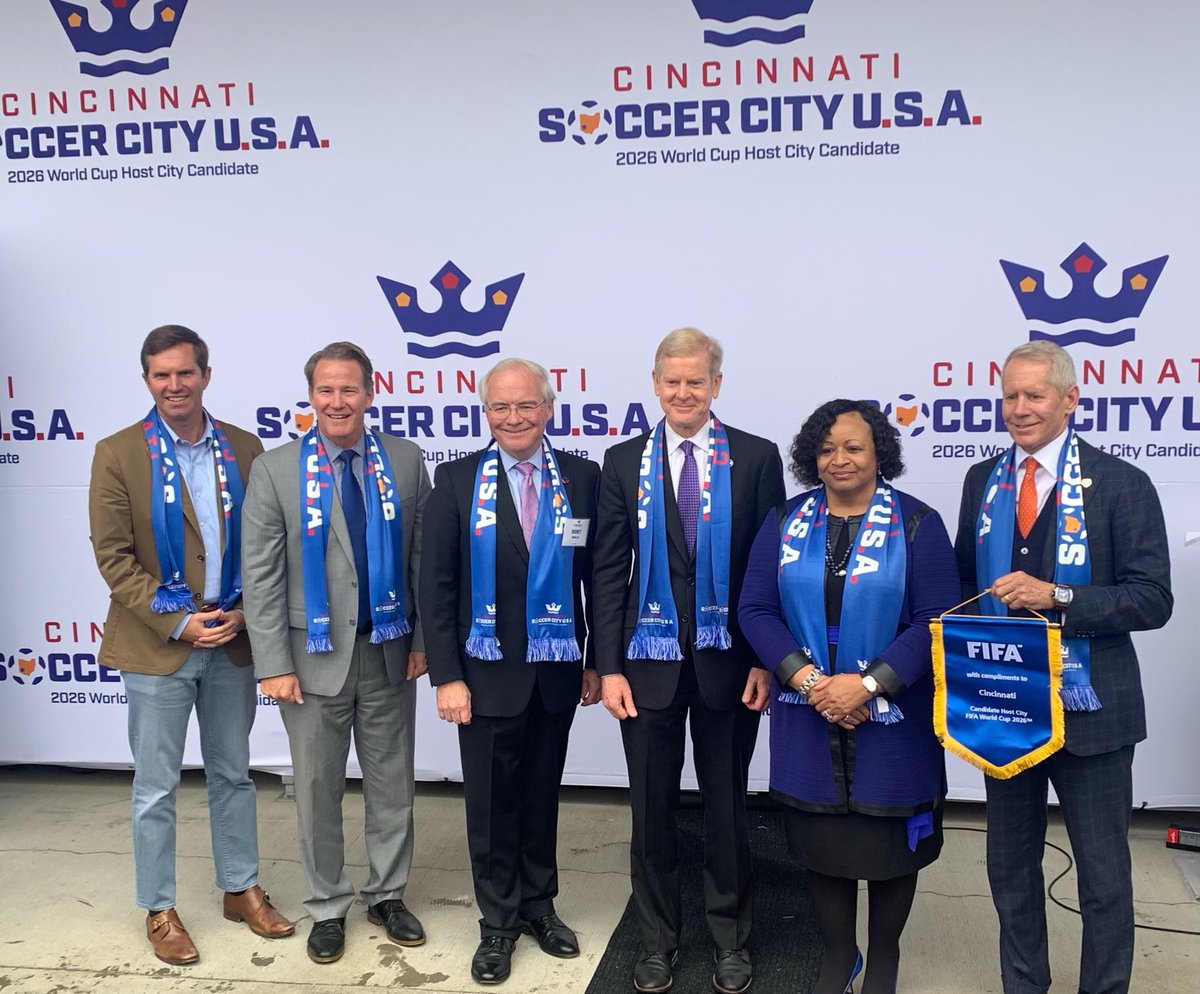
569,100,612,145
283,401,316,440
2,649,45,686
883,394,930,437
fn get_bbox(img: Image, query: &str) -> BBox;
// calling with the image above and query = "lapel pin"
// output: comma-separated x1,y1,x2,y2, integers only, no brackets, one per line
1082,478,1093,488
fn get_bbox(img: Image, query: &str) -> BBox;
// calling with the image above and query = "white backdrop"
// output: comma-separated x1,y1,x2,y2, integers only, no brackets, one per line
1,1,1197,807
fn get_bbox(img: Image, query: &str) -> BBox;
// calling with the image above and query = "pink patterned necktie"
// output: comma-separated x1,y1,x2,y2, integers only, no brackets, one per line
516,461,538,549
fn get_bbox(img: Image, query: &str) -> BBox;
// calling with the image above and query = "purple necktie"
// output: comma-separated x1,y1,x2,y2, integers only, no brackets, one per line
678,440,699,556
516,461,538,549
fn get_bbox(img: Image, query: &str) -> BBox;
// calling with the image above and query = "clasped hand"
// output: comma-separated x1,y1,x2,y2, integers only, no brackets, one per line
181,608,244,648
807,673,870,729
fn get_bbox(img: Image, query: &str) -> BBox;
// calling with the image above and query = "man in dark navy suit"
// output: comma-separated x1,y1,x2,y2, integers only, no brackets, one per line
956,341,1172,994
420,358,601,985
592,327,785,994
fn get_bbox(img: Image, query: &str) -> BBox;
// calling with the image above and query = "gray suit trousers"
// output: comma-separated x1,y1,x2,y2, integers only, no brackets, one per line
278,634,416,922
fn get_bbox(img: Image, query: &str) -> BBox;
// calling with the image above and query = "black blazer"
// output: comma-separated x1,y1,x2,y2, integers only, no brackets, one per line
592,424,785,710
955,436,1172,756
420,447,600,717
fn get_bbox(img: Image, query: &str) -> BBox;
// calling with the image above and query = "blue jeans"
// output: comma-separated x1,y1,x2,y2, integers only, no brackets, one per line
123,646,259,911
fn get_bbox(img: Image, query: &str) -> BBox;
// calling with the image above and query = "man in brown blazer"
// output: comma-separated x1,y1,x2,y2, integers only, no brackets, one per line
89,325,293,966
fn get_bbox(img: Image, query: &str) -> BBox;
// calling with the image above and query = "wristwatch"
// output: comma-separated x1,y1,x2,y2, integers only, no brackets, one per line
861,674,880,696
1052,585,1074,610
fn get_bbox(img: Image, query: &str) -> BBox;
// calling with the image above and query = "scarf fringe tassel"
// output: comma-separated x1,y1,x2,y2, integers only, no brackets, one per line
305,634,333,654
466,635,503,661
526,638,583,662
626,635,684,661
870,698,903,724
371,619,412,644
1060,684,1102,712
694,625,732,650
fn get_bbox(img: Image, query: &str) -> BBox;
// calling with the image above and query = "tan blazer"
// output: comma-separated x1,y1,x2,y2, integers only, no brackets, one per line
89,418,264,675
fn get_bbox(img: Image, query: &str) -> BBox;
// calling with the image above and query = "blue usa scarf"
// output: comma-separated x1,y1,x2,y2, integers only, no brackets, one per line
144,409,244,616
465,440,581,662
775,481,906,724
975,430,1097,711
627,417,733,660
298,427,410,654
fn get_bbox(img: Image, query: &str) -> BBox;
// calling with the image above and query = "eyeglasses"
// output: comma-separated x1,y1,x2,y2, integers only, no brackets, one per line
485,402,544,417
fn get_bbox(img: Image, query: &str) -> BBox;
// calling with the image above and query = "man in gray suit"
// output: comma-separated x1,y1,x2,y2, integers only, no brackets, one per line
955,341,1172,994
243,341,431,964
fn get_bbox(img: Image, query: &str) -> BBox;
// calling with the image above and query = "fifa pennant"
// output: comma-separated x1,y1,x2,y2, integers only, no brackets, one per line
931,609,1064,779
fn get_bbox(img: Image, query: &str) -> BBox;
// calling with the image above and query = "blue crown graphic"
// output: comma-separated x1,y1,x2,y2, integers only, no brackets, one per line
377,261,525,360
999,242,1168,348
690,1,815,47
49,0,190,77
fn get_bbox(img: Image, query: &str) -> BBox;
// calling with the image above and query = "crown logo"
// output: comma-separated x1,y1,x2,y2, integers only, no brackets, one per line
1000,242,1168,348
377,260,524,360
690,1,815,47
485,603,497,615
50,0,190,77
545,603,562,615
648,601,661,614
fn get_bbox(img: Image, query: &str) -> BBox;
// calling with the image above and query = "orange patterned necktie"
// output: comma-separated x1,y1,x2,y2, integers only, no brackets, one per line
1017,456,1038,538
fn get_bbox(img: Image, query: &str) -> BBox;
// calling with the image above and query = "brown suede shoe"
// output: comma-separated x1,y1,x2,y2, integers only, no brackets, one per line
146,908,199,965
222,885,296,938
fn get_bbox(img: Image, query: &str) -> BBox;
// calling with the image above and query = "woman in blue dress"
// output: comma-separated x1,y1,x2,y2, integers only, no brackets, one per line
739,399,959,994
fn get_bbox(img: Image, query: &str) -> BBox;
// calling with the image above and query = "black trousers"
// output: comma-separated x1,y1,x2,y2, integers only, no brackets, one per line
620,655,760,953
458,689,576,939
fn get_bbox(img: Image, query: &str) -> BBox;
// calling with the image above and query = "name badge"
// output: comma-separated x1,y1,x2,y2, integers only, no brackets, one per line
562,517,590,547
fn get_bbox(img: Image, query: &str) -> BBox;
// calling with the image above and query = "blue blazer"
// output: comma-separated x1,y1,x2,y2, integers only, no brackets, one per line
739,489,960,814
955,436,1173,756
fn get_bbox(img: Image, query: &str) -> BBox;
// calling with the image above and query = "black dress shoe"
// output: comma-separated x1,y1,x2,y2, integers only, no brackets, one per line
307,918,346,964
368,899,426,947
713,947,752,994
522,912,579,958
634,950,678,993
471,935,516,984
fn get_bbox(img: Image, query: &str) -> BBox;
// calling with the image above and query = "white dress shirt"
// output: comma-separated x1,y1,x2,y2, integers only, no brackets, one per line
1014,426,1069,517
